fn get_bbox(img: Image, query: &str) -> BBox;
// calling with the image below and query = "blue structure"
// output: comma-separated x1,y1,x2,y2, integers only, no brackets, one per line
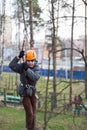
40,68,85,80
2,65,85,80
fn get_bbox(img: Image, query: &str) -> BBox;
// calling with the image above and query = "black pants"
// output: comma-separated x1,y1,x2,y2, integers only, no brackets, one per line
23,93,36,130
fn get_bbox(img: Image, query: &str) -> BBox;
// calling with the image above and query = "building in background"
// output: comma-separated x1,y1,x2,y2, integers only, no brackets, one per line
0,15,12,62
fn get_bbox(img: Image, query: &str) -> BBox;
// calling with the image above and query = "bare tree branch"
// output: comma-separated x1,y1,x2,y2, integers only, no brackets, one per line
49,47,87,66
82,0,87,6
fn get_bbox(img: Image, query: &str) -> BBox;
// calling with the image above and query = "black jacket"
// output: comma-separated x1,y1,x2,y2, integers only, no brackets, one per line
9,56,40,87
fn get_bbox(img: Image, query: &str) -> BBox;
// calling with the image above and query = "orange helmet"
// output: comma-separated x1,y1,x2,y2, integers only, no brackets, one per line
25,50,36,60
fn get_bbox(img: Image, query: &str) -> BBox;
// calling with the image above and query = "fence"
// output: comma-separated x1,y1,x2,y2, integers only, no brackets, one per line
1,65,85,80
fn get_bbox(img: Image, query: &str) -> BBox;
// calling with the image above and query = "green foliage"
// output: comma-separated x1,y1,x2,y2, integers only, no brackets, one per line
33,0,42,18
12,0,42,26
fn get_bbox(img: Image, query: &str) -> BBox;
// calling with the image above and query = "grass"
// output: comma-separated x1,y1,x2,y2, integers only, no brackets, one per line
0,106,25,130
0,73,87,130
0,105,87,130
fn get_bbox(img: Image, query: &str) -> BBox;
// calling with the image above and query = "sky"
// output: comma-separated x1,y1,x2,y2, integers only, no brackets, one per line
4,0,86,42
38,0,85,40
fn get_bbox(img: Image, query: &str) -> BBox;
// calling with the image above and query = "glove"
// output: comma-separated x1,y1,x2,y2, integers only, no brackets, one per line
23,62,29,71
18,50,25,58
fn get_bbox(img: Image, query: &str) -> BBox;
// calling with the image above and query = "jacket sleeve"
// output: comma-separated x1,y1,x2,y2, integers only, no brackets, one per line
26,65,40,82
9,56,22,74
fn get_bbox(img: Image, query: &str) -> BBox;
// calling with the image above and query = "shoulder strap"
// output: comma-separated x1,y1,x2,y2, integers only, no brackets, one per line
24,70,29,84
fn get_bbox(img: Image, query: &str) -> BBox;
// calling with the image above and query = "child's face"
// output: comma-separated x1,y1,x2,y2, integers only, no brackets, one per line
26,60,35,68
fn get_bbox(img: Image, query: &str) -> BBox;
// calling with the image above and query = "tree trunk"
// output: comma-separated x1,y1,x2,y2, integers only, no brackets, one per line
51,0,57,108
29,0,34,48
70,0,75,105
85,1,87,98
